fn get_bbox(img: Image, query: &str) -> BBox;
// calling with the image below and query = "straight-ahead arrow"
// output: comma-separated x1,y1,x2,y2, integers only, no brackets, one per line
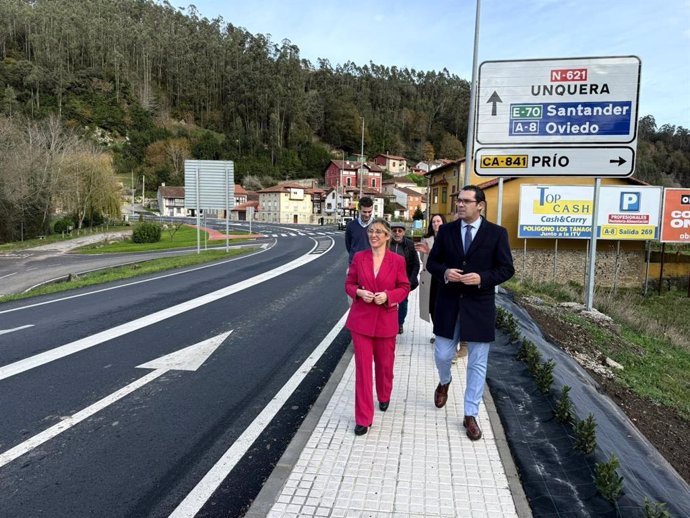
0,331,232,469
487,91,502,116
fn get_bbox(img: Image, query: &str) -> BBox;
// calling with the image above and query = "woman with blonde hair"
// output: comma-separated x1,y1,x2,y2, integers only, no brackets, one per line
345,218,410,435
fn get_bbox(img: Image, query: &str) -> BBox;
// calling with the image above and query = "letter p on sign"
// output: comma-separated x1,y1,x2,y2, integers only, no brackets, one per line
620,192,640,211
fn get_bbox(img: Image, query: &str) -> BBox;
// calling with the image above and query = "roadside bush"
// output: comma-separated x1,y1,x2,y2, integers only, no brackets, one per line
53,217,75,234
574,414,597,454
535,359,555,393
132,222,161,243
595,454,624,503
643,497,670,518
554,385,574,424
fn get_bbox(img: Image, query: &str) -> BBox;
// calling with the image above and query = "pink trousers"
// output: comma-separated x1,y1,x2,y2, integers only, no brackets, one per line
351,331,396,427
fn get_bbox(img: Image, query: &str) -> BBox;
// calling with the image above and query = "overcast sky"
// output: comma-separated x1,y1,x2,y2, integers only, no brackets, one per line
192,0,690,129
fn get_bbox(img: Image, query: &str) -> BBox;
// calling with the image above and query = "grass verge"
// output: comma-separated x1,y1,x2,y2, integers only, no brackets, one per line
77,226,250,254
0,248,255,304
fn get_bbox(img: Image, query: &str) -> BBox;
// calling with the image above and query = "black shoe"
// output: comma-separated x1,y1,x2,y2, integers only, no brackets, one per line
379,401,389,411
398,325,404,334
354,424,369,436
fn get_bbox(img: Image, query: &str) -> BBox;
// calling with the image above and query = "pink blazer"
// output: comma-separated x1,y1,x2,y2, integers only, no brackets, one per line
345,249,411,338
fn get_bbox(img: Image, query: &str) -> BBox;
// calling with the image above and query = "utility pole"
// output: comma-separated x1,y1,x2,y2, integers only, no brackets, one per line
339,151,345,220
142,175,145,208
463,0,481,189
359,117,365,198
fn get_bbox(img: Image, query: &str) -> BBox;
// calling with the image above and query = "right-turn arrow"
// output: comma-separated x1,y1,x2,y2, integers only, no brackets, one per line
609,156,627,166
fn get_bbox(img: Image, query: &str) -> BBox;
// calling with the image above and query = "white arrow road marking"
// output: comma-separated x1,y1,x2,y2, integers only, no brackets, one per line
169,312,348,518
136,332,229,371
0,238,332,382
0,325,34,336
0,331,231,469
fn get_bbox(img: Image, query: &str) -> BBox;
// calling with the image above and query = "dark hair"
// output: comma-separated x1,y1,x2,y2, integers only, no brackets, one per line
359,196,374,208
424,213,447,237
460,185,485,204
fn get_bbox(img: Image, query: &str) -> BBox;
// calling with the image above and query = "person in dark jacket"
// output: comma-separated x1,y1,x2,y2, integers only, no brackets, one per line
345,196,374,265
389,221,420,334
427,185,514,441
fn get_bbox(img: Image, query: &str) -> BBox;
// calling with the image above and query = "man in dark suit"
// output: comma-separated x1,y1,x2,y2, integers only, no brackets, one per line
426,185,514,440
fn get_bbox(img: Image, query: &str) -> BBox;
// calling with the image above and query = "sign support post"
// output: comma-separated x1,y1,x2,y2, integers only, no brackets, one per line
195,167,201,254
585,178,601,309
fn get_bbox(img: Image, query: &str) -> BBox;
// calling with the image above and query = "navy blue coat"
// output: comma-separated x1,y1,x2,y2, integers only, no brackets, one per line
426,217,514,342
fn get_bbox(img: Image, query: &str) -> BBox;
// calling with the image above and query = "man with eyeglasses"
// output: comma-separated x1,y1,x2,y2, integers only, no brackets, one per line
426,185,514,441
389,222,420,334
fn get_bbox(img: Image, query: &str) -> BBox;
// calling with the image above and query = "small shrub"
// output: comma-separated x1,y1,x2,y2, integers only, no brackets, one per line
516,337,533,361
535,359,555,393
496,306,509,330
53,217,75,234
554,385,574,424
132,222,162,243
525,345,543,376
594,454,624,503
574,414,597,455
505,312,520,342
643,497,670,518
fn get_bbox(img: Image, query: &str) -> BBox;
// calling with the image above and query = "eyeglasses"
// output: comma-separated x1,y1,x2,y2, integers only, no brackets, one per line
456,198,478,205
392,228,405,233
367,229,387,235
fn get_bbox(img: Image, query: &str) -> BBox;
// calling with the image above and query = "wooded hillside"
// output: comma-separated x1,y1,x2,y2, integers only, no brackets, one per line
0,0,688,241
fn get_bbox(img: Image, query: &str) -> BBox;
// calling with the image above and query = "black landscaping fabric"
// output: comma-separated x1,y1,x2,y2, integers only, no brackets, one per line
486,291,690,518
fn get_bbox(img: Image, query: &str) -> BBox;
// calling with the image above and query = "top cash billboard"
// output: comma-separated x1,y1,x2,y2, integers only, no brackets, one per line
518,185,661,239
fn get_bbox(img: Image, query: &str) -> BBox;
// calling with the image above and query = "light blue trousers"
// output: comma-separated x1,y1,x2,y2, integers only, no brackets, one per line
434,313,490,417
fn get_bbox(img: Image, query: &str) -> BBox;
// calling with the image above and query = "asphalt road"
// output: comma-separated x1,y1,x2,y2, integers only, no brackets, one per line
0,230,258,296
0,232,350,517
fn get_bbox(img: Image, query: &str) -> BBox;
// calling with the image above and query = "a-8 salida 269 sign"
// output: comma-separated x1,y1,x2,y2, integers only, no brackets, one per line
474,56,641,177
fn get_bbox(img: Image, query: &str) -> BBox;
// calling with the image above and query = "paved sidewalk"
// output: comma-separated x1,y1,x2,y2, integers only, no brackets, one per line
248,288,530,517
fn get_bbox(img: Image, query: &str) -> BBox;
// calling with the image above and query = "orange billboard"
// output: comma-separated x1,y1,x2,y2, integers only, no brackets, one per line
659,188,690,243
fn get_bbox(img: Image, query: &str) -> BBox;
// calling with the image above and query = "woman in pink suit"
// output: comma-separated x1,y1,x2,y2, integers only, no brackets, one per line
345,218,410,436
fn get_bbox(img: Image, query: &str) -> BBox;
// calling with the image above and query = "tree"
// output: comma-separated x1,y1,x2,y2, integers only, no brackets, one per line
422,141,435,162
60,146,120,229
413,206,424,220
242,174,264,191
2,86,18,117
143,137,190,185
437,132,465,159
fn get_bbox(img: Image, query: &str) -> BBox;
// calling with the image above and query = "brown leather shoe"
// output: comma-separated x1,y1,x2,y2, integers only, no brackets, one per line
463,415,482,440
434,381,450,408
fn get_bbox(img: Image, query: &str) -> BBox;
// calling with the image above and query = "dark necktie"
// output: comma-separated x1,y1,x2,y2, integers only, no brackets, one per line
464,224,473,254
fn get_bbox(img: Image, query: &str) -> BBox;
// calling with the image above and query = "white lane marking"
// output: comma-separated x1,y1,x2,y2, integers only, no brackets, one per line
0,238,334,382
169,311,348,518
0,242,275,315
0,272,18,280
0,331,232,469
0,325,34,336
